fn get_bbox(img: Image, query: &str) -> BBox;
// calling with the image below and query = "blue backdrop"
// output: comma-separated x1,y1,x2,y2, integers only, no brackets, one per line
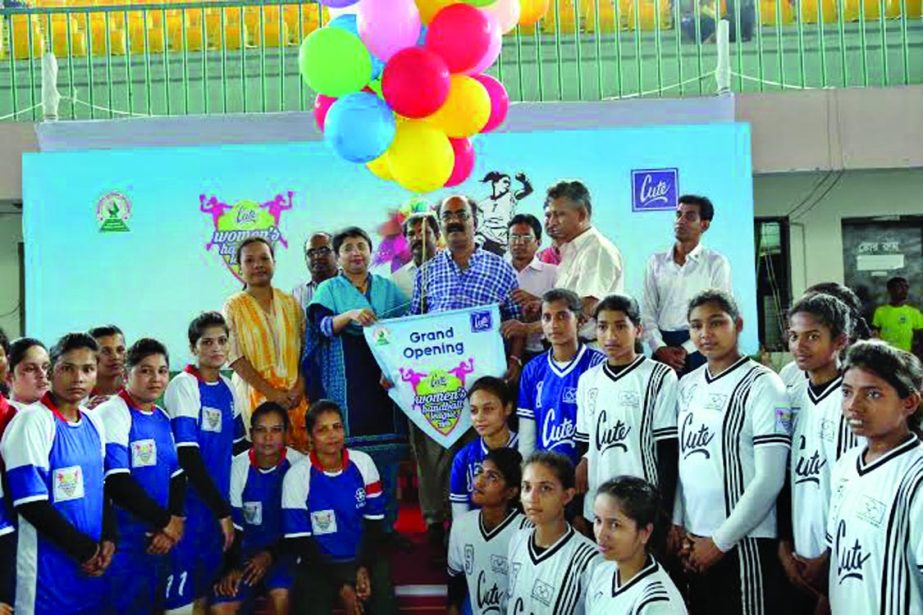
23,122,757,363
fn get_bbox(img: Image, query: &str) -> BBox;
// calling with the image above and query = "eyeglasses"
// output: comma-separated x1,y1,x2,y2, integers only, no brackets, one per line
306,247,332,258
440,210,471,222
509,233,535,244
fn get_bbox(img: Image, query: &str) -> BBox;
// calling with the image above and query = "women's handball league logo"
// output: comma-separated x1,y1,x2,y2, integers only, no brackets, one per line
97,191,131,233
199,191,294,282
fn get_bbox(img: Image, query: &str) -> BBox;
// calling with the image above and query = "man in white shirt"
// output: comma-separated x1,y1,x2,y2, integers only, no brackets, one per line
500,213,558,364
536,180,624,341
641,195,732,374
291,232,337,312
391,212,440,299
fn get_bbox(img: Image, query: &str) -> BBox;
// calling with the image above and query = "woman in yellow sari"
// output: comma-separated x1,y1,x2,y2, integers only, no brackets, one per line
223,236,309,451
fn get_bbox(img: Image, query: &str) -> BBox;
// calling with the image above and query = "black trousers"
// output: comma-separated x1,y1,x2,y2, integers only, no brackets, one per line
687,537,785,615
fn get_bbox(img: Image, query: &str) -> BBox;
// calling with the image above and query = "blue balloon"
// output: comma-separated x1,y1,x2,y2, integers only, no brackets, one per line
370,55,384,80
328,15,359,36
417,25,428,46
324,92,395,164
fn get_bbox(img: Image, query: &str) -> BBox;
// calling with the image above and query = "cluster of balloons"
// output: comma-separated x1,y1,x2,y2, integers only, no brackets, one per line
299,0,533,193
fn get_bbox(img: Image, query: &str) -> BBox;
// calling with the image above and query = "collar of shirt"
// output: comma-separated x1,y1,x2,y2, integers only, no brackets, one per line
440,246,485,273
671,242,704,264
561,226,599,258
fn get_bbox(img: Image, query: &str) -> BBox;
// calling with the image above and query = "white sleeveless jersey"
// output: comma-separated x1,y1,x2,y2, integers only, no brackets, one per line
585,557,688,614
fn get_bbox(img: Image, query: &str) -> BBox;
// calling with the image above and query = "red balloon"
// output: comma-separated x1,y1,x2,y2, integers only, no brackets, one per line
425,4,496,74
471,74,508,133
445,137,475,187
314,94,336,131
382,48,451,119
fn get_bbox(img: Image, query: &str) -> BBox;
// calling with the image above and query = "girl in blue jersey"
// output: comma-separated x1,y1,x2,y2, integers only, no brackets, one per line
1,333,114,615
282,399,397,615
449,376,518,520
96,338,186,614
212,401,304,614
586,476,687,614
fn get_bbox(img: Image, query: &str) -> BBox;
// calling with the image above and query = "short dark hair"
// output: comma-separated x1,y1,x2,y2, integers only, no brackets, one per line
235,236,275,266
188,311,229,348
788,293,851,340
594,294,642,326
467,375,513,408
126,338,169,370
436,195,479,225
402,212,439,238
484,447,523,492
305,399,344,433
542,288,582,315
251,400,291,432
9,337,47,373
545,180,592,217
50,333,99,370
88,324,124,340
804,282,871,341
595,475,660,531
678,194,715,221
687,288,740,322
508,213,542,243
524,450,575,491
332,226,374,256
844,340,922,430
304,231,332,250
887,276,909,290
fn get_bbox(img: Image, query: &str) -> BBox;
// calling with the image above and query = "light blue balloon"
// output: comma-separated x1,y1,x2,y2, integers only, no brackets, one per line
328,14,359,36
370,55,384,80
417,25,428,46
324,92,396,164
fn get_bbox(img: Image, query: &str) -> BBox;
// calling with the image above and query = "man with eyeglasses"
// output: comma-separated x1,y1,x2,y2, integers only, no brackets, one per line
500,213,558,365
409,194,525,561
291,232,338,313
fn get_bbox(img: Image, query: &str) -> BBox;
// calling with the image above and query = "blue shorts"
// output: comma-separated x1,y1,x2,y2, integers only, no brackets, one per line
164,511,224,609
104,536,168,615
210,557,294,606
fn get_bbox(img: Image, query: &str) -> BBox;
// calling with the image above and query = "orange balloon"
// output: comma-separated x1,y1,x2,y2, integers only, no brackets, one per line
519,0,550,25
415,0,460,25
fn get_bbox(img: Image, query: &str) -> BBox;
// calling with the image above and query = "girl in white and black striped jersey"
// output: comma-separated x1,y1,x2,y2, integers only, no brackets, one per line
778,293,861,612
586,476,686,614
672,289,790,615
446,448,530,615
507,451,602,615
827,341,923,614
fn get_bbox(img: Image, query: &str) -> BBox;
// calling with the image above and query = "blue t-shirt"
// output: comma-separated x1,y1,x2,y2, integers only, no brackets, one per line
1,396,107,614
449,432,519,510
96,391,181,547
517,345,605,464
282,449,384,562
164,366,246,522
230,447,305,556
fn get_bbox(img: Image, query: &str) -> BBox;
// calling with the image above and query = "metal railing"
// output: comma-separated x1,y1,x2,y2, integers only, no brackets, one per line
1,0,921,121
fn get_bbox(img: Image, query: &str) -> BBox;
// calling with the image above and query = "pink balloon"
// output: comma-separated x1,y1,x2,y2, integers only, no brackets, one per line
314,94,337,131
426,4,497,73
465,17,502,75
472,74,508,133
445,137,475,187
382,47,451,118
357,0,421,62
481,0,521,34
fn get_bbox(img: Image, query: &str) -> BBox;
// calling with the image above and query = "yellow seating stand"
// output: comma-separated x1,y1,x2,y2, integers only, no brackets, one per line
543,0,579,34
627,0,672,30
759,0,795,24
906,0,922,17
799,0,838,22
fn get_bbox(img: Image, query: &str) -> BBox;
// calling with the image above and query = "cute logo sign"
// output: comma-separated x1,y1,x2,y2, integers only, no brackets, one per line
199,191,295,282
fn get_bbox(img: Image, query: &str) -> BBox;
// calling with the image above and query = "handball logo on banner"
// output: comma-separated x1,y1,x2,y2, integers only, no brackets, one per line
97,191,131,232
199,191,295,282
631,168,679,212
399,359,475,436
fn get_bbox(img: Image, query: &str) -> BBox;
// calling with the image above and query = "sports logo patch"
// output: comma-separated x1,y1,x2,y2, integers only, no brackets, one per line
131,439,157,468
243,501,263,526
201,406,223,433
310,509,338,535
53,465,85,502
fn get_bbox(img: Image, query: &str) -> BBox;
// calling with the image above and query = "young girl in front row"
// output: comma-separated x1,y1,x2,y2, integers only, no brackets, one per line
507,451,602,615
826,340,923,614
586,476,686,614
447,448,529,615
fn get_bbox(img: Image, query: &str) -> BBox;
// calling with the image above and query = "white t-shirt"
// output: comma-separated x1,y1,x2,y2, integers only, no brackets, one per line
576,356,679,520
556,226,624,340
585,557,688,614
447,508,531,615
507,525,603,615
826,436,923,615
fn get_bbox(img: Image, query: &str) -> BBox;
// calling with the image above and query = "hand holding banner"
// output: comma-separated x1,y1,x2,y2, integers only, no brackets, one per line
363,304,507,449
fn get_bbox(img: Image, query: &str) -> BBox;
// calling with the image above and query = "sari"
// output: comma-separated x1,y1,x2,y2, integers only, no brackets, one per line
223,288,308,451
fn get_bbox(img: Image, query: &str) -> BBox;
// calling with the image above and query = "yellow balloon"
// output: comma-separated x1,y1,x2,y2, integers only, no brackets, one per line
366,152,393,181
415,0,459,24
519,0,550,26
426,75,490,138
388,121,454,193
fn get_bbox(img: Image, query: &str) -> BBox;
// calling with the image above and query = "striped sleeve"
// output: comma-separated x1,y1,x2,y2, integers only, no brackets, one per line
281,460,312,538
1,408,54,506
651,363,679,442
750,371,793,449
351,450,384,520
164,373,202,447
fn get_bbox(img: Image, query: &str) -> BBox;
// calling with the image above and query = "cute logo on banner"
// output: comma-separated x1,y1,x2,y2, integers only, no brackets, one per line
631,168,679,212
199,191,295,282
364,305,507,449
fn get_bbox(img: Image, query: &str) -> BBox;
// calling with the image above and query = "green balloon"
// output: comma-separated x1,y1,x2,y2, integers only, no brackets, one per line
298,27,372,98
462,0,497,6
367,79,383,98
